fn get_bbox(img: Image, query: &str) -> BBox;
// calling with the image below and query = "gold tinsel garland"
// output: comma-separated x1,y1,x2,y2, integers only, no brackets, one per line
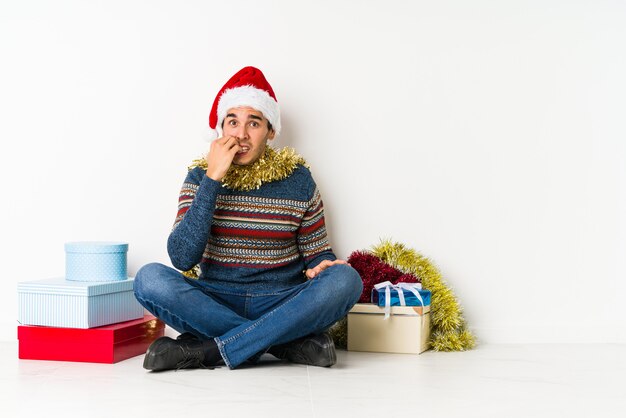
328,239,476,352
371,239,476,351
328,317,348,349
182,146,308,278
189,146,308,192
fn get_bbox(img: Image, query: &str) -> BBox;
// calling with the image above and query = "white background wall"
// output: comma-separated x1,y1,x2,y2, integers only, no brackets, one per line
1,0,624,344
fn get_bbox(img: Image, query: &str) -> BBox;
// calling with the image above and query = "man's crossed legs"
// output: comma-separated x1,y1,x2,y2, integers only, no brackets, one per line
133,263,362,370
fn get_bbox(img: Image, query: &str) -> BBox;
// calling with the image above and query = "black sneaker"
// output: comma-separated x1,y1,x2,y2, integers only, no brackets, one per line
143,336,208,371
270,332,337,367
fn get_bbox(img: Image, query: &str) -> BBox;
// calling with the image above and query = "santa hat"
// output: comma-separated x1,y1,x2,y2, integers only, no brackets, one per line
204,66,281,141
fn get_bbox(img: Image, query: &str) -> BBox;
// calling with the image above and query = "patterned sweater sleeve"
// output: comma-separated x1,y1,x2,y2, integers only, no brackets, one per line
167,168,221,271
297,186,337,269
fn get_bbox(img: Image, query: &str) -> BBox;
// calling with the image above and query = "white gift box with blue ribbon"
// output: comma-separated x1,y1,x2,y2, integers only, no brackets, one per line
17,277,144,328
347,303,431,354
348,281,432,354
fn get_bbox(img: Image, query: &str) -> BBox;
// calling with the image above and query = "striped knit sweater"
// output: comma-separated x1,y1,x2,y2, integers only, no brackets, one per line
167,164,337,290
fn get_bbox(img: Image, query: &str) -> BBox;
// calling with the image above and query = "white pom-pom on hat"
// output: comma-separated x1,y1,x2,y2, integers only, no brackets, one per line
202,124,218,142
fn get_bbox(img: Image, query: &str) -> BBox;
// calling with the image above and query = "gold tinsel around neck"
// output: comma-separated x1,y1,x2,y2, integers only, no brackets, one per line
188,147,308,191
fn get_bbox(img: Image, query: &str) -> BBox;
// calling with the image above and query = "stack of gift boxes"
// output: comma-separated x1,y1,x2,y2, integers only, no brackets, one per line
347,281,433,354
17,241,164,363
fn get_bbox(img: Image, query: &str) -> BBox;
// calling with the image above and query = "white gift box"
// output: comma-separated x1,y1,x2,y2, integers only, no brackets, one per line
17,277,143,328
347,303,431,354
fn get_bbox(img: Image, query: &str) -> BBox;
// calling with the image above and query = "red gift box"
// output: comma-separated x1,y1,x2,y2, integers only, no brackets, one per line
18,314,165,363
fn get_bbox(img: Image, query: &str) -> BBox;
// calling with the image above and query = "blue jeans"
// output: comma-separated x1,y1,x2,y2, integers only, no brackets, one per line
133,263,362,369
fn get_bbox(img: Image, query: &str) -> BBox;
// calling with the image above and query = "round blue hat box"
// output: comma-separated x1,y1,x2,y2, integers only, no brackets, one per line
65,241,129,282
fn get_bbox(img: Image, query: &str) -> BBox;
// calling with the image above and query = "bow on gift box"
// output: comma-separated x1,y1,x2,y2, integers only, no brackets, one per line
373,281,425,319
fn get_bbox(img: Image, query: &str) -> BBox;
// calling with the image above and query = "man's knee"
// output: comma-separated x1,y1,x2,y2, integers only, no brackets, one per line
133,262,171,301
325,263,363,303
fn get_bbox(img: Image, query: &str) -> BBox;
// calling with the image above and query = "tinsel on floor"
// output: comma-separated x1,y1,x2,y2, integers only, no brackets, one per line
329,239,476,352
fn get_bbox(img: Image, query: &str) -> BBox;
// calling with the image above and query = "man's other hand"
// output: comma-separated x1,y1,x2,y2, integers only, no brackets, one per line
305,259,349,279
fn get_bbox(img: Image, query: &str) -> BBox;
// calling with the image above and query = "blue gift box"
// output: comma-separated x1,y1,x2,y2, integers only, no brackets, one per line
65,241,128,282
17,277,144,328
371,286,431,307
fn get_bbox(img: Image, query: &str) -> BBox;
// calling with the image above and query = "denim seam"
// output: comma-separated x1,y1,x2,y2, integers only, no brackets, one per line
220,278,315,345
194,285,292,298
198,288,247,297
214,337,233,369
246,289,287,297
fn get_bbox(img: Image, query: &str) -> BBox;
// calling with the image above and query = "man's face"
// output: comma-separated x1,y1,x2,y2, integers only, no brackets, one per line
222,106,275,166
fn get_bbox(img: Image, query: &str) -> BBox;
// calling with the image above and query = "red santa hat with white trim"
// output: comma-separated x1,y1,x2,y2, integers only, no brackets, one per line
204,66,281,141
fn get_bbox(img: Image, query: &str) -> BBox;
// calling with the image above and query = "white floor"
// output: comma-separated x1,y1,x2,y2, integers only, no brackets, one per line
2,338,625,418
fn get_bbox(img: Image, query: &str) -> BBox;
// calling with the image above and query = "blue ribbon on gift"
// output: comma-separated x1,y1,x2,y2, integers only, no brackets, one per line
372,281,429,319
